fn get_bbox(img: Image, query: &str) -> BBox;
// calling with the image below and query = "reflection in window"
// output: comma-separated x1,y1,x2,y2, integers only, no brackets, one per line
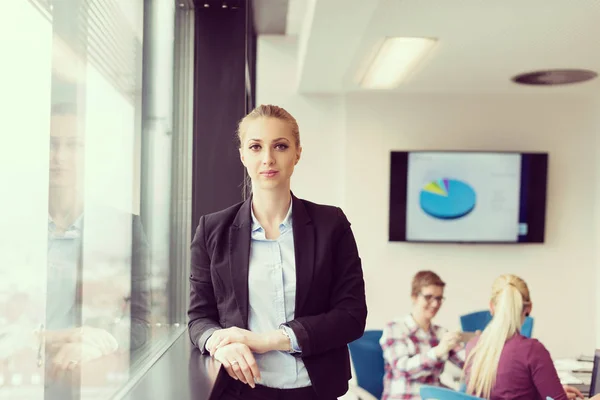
0,0,192,399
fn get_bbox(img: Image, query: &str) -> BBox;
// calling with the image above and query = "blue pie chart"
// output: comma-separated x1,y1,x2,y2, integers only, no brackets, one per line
419,178,476,220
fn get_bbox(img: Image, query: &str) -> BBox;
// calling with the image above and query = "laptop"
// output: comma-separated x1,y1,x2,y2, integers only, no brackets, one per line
572,350,600,399
590,350,600,397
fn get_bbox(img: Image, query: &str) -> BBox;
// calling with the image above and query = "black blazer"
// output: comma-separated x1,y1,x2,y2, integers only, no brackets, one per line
188,194,367,399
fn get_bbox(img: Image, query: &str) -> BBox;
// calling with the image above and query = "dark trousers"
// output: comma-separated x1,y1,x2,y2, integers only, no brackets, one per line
219,377,336,400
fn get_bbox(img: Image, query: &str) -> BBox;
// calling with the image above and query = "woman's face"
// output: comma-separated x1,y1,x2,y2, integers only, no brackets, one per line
239,117,301,192
412,284,445,322
49,113,85,188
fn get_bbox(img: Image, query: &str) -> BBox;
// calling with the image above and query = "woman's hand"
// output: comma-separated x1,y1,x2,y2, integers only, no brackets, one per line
43,326,118,355
434,331,461,358
213,343,261,388
41,326,119,381
563,385,584,399
207,327,287,355
50,342,103,376
206,327,249,355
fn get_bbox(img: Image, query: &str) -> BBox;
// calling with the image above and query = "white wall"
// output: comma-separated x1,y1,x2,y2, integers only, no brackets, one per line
344,93,598,358
256,36,346,208
257,36,600,358
595,99,600,351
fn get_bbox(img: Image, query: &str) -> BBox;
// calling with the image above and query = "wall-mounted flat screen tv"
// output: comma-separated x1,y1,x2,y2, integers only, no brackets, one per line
389,151,548,243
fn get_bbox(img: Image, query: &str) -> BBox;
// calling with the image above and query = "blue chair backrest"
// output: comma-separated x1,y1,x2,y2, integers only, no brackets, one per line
460,310,492,332
521,315,534,338
421,385,484,399
460,310,534,338
348,330,384,399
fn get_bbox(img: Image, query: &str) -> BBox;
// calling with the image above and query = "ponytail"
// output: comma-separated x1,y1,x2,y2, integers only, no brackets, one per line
463,276,530,398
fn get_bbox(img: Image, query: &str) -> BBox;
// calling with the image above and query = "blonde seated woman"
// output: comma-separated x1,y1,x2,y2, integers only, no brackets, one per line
463,274,598,400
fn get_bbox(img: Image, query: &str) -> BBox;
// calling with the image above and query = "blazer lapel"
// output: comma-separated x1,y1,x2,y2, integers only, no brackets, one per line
229,198,252,329
292,195,315,316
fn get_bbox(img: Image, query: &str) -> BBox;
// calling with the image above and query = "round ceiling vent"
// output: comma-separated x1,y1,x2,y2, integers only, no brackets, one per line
512,69,597,86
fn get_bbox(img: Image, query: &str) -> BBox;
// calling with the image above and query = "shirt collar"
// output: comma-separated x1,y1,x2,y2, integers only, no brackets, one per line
251,199,293,233
404,314,420,334
404,313,436,335
48,213,84,233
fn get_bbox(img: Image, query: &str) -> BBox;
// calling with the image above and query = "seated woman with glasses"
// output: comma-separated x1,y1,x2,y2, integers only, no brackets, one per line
463,274,587,400
380,270,465,399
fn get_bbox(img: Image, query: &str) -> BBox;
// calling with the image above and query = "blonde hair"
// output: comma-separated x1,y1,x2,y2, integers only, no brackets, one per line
464,274,531,399
236,104,300,148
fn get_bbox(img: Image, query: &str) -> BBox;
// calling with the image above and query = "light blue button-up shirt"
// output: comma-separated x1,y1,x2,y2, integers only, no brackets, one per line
45,216,82,397
46,215,82,330
248,201,311,388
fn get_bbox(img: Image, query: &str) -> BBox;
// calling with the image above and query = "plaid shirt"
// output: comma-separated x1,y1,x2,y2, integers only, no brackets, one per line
380,315,465,399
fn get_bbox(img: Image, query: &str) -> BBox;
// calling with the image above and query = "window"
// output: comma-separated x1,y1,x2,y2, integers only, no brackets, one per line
0,1,194,398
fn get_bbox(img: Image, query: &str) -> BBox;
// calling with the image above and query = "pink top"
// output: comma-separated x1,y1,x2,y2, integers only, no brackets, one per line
465,334,567,400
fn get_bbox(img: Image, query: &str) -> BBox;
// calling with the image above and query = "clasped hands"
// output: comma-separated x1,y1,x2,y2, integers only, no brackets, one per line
39,326,118,377
205,327,291,388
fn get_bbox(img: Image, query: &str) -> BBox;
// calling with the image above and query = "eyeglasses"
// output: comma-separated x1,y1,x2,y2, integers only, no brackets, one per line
419,293,445,303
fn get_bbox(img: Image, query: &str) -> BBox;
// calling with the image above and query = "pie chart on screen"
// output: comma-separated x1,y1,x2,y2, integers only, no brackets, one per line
419,178,476,220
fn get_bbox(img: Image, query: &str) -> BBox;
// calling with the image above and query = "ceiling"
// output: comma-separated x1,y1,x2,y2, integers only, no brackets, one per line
251,0,308,35
290,0,600,94
252,0,288,34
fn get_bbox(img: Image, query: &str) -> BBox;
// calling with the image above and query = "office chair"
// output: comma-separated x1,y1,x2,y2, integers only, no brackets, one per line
460,310,534,338
347,330,384,400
